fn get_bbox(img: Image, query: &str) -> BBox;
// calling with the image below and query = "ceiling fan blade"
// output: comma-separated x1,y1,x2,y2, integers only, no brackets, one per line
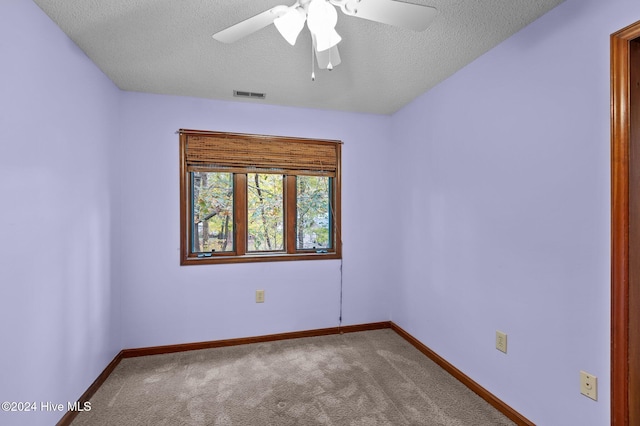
212,6,289,43
340,0,437,31
315,45,341,70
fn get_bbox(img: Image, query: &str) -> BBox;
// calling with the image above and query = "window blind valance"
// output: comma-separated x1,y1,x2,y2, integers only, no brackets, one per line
180,129,341,176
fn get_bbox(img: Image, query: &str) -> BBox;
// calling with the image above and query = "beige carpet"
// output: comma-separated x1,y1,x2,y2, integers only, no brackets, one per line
71,329,515,425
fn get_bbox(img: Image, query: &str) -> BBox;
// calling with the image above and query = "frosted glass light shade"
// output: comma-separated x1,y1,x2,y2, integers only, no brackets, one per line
313,28,341,52
274,7,306,45
307,0,341,52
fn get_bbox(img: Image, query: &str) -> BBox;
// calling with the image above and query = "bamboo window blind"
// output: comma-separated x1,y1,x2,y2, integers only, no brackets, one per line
180,129,341,176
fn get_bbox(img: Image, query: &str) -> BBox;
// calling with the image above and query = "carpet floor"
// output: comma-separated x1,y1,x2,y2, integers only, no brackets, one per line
71,329,515,425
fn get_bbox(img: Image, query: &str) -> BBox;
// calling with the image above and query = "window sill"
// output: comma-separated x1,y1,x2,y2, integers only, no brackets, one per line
181,251,341,266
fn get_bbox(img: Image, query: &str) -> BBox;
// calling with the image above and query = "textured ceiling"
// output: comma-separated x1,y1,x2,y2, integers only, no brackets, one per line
32,0,564,115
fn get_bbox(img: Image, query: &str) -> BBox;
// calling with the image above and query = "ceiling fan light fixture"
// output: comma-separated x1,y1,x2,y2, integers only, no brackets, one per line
313,28,341,52
307,0,341,51
274,7,306,45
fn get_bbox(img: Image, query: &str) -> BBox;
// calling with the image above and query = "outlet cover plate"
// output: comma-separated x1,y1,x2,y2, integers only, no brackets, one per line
256,289,265,303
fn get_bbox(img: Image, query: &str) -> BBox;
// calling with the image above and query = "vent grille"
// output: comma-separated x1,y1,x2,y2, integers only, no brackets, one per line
233,90,266,99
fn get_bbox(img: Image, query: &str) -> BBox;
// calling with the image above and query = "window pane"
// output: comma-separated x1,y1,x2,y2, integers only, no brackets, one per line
191,172,234,253
297,176,331,250
247,173,284,252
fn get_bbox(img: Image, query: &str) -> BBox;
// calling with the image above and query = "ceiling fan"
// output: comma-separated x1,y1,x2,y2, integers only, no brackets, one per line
212,0,437,76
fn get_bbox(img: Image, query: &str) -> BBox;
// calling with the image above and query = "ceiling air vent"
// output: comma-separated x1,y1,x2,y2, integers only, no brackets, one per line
233,90,266,99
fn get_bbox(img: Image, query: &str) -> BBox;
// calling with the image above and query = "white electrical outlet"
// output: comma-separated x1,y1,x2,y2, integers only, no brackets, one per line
496,331,507,353
580,371,597,401
256,289,265,303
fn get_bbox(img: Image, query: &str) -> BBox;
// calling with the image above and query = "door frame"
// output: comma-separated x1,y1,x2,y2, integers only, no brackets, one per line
611,20,640,426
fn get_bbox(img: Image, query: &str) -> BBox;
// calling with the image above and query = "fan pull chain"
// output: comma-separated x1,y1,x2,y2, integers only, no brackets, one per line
311,38,316,81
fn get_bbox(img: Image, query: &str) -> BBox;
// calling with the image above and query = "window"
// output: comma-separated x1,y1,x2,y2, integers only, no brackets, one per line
296,176,331,250
179,130,341,264
191,171,234,253
247,173,284,252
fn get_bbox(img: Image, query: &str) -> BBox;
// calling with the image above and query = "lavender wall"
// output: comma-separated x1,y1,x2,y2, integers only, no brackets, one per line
0,1,120,425
390,0,640,424
116,93,393,348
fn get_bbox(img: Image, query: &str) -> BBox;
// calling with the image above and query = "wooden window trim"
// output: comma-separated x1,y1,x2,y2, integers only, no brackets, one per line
285,175,297,255
179,130,342,265
234,173,247,256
